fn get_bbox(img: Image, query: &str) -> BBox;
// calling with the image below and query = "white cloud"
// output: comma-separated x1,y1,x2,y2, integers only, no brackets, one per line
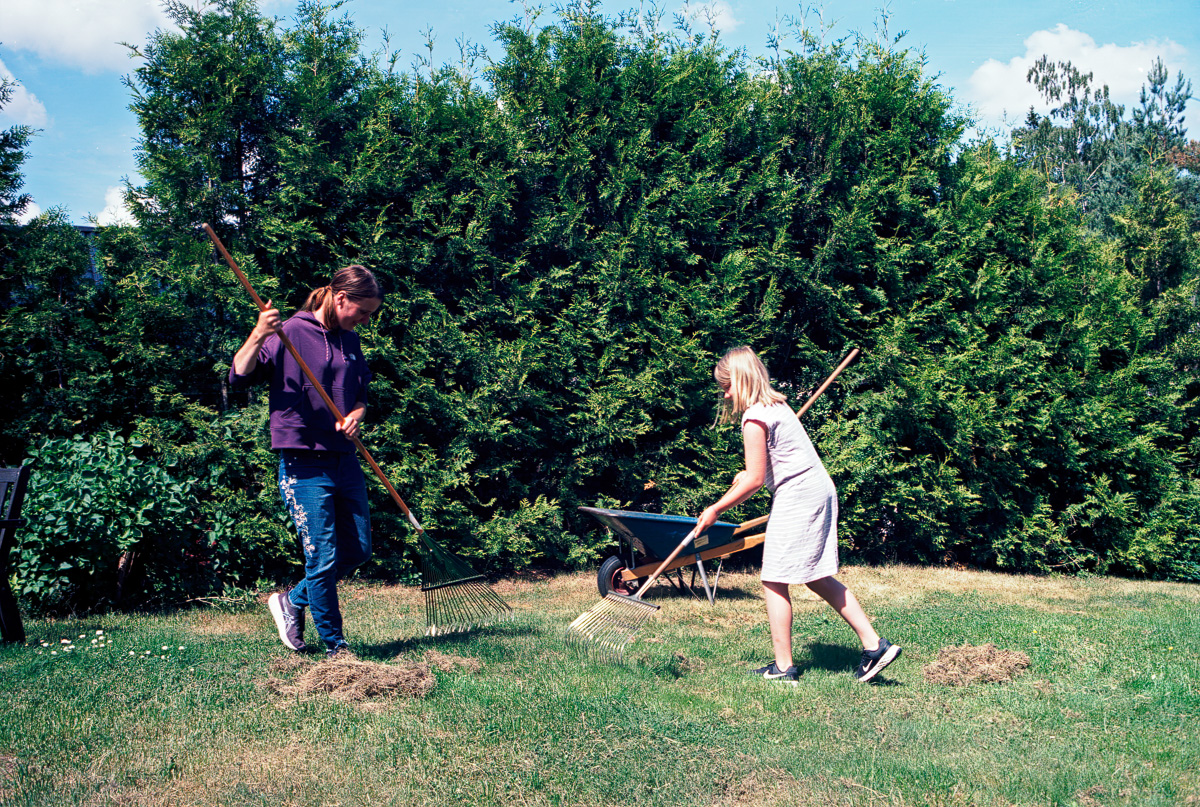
97,186,136,226
16,200,42,224
0,60,48,127
679,0,742,38
966,24,1189,129
3,0,177,73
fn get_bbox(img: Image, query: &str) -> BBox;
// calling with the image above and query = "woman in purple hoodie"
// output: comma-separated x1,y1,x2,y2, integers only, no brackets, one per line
230,265,384,658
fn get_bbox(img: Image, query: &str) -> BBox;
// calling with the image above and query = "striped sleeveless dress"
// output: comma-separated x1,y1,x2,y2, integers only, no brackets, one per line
741,402,839,584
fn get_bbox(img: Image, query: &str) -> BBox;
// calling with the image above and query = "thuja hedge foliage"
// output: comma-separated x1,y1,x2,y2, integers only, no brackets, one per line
2,0,1198,609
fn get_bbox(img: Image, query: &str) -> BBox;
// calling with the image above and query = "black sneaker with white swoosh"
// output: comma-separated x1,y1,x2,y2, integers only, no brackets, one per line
854,638,901,682
748,661,800,683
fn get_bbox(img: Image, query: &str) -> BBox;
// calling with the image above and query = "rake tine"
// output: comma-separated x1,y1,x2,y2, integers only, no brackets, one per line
565,593,660,663
425,572,512,635
427,582,452,635
441,578,464,631
566,533,690,662
445,582,471,633
419,528,512,636
588,615,644,662
438,588,457,632
429,585,457,635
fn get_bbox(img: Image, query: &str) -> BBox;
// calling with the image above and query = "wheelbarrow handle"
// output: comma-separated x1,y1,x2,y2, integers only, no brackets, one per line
733,515,769,536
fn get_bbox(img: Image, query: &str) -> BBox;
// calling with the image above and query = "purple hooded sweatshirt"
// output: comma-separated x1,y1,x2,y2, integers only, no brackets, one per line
228,311,371,452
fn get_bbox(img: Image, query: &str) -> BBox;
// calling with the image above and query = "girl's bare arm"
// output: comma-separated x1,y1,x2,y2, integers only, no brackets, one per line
690,420,768,537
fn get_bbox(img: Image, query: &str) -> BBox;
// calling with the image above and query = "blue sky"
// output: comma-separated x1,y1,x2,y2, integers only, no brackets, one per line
1,0,1196,225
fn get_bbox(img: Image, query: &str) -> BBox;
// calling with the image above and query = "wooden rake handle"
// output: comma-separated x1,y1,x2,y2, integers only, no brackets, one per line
631,534,697,601
729,346,861,538
796,348,860,418
203,223,425,535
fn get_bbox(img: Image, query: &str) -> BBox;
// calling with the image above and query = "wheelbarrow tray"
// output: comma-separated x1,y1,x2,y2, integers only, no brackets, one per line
579,507,766,602
577,507,740,557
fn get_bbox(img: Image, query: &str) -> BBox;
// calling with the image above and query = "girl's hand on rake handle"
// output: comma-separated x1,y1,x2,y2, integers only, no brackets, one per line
687,504,722,545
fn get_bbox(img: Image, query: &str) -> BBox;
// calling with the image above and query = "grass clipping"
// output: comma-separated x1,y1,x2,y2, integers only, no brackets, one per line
923,643,1031,686
262,650,484,703
266,656,435,702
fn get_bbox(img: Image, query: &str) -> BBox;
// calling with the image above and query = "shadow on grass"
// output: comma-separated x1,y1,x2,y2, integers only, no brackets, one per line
358,620,540,660
797,641,903,686
802,640,860,673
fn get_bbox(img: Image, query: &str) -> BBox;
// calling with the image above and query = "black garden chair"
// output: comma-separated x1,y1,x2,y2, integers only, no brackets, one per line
0,466,30,643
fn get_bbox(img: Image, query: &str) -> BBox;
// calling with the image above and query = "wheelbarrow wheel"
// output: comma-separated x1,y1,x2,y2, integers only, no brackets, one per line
597,555,636,598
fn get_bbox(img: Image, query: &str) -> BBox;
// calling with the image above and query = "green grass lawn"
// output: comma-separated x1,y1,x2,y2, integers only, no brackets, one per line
1,565,1197,806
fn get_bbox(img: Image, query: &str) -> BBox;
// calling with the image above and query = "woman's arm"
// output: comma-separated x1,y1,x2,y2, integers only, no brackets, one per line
690,420,768,537
232,302,281,376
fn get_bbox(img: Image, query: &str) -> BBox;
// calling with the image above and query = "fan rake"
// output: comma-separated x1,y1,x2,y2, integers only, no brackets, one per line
564,531,695,664
419,531,512,635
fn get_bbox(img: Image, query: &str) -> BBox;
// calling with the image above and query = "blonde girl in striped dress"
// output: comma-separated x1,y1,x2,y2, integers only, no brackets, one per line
688,347,900,683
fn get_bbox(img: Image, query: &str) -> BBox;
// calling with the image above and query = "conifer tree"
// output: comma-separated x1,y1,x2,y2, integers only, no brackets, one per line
9,0,1200,602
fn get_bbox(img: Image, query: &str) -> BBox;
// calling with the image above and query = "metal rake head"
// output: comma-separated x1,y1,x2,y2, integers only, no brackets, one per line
424,575,513,636
564,593,661,664
418,530,512,636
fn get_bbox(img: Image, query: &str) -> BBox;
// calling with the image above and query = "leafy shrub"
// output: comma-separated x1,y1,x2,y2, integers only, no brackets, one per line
12,432,207,612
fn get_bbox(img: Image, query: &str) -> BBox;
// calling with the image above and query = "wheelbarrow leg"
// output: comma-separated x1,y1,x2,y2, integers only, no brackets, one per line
669,569,686,593
711,556,726,599
677,567,704,600
693,555,715,605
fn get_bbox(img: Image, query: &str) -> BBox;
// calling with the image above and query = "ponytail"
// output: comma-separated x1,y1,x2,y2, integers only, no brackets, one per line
301,285,334,313
300,266,385,329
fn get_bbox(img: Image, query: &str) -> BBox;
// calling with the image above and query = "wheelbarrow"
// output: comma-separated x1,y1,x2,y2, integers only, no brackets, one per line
580,506,768,605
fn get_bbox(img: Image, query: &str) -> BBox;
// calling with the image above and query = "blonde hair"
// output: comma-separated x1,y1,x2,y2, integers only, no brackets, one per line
714,346,787,422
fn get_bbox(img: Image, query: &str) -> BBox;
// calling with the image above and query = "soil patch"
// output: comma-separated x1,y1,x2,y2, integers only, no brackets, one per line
490,569,556,594
187,613,260,637
421,649,483,673
0,753,16,802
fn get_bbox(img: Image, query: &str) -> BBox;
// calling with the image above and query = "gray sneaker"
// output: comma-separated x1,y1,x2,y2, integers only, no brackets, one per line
268,591,307,652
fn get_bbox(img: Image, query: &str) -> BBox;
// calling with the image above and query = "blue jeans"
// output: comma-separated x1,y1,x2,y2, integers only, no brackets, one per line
278,450,371,650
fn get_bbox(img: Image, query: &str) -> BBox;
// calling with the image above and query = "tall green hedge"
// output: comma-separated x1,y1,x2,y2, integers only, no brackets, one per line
2,0,1198,611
